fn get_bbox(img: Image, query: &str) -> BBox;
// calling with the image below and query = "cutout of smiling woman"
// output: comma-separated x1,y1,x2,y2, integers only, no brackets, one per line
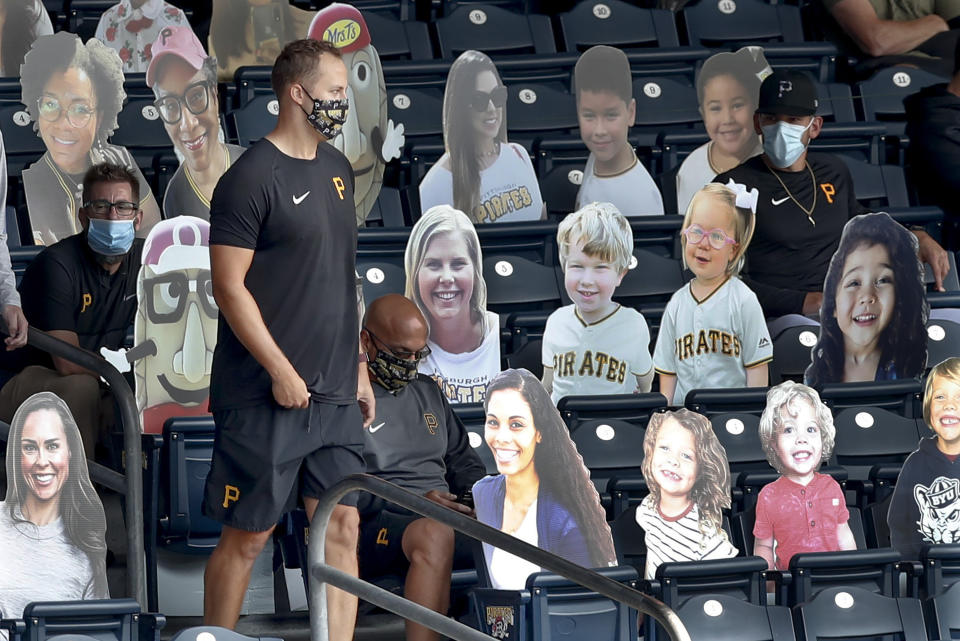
473,369,616,589
20,32,161,246
0,392,108,621
804,212,928,386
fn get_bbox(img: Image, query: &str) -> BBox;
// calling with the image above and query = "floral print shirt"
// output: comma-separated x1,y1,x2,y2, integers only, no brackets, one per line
95,0,190,74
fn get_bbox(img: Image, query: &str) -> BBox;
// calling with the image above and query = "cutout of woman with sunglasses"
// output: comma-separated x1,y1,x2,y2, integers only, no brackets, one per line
419,50,545,224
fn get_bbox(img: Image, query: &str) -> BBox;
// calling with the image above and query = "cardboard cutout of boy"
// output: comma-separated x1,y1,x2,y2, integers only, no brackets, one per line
754,381,856,570
888,357,960,560
573,46,663,216
0,392,109,619
636,408,738,580
307,3,404,226
100,217,216,434
805,212,929,386
473,368,617,590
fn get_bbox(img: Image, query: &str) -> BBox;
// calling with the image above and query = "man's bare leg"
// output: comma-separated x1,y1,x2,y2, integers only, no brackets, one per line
402,518,455,641
305,498,360,641
203,525,275,628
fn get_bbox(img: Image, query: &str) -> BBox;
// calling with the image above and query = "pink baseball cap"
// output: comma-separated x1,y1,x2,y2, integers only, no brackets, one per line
146,26,209,88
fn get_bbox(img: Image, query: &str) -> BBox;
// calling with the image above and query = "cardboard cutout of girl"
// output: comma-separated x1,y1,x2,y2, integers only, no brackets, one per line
675,47,772,215
636,409,738,580
404,204,500,404
805,212,929,386
20,31,161,246
754,381,856,571
419,50,545,223
888,357,960,560
0,392,109,620
308,3,405,227
473,368,617,589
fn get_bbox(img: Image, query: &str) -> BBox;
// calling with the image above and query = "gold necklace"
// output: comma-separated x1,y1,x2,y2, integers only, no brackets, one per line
765,160,818,225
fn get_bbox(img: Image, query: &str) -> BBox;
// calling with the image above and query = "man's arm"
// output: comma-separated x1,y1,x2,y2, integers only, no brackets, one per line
48,330,96,377
210,244,308,408
828,0,948,56
913,229,950,292
356,362,375,427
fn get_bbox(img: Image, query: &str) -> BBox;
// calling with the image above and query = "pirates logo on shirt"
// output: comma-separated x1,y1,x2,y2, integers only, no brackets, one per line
424,413,438,435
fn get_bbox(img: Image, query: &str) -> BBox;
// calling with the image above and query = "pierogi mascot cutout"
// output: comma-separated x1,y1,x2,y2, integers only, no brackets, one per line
472,369,617,590
308,3,404,226
804,212,928,386
754,381,856,571
100,217,216,434
0,392,109,621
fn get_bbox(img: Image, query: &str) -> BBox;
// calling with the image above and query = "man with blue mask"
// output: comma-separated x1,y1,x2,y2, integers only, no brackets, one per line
716,69,950,319
0,163,144,455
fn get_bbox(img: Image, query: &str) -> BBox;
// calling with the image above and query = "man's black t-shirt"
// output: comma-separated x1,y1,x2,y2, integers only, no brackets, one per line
715,153,864,317
209,138,358,411
13,233,142,370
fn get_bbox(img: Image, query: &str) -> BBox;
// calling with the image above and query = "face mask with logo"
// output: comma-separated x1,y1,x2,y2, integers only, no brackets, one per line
302,87,348,139
87,219,135,256
761,119,813,169
369,348,419,393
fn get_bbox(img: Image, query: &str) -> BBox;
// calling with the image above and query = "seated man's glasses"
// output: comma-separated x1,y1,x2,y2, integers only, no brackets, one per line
37,96,96,128
154,81,213,125
83,200,139,219
365,328,431,361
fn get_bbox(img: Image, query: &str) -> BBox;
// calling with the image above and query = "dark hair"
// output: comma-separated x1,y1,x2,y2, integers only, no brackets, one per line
573,45,632,104
696,47,767,108
484,368,617,568
21,32,126,143
82,163,140,204
2,0,46,76
210,0,295,67
5,392,108,596
443,50,508,220
271,38,342,99
805,213,929,388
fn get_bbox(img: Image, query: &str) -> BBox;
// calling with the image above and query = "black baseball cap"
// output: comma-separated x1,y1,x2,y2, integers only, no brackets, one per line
756,69,818,117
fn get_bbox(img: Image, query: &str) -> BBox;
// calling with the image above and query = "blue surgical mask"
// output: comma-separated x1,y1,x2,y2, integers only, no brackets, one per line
761,119,813,168
87,219,135,256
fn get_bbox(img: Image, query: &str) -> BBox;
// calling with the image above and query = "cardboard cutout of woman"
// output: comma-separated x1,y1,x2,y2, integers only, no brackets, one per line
754,381,856,570
473,369,617,589
0,392,109,619
0,0,53,77
636,409,738,580
404,205,501,404
419,50,545,223
20,32,161,246
147,25,245,220
676,47,771,215
805,212,928,386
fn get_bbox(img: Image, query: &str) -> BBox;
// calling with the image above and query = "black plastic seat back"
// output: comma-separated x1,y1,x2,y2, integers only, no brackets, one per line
558,0,679,52
793,585,927,641
676,594,795,641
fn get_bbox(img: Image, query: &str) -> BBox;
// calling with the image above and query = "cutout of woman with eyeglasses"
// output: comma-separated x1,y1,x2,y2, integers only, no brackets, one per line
147,26,245,221
21,32,161,246
419,50,545,224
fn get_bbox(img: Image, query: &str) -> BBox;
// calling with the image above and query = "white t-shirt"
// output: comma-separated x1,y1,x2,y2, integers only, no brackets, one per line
653,277,772,405
542,304,653,405
576,153,663,216
675,141,763,215
418,310,501,404
419,143,544,223
490,498,541,590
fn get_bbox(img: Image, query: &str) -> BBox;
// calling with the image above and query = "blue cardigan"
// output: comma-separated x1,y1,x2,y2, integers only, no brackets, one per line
473,474,593,581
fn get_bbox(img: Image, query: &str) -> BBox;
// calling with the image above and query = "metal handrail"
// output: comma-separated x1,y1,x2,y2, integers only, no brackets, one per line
308,474,691,641
12,327,146,607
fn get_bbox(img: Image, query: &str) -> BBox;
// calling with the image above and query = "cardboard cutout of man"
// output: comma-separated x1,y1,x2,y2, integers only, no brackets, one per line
308,3,404,226
0,392,109,620
473,368,617,590
805,212,929,386
754,381,856,570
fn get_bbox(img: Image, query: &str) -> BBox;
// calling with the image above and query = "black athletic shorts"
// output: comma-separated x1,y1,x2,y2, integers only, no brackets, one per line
202,400,364,532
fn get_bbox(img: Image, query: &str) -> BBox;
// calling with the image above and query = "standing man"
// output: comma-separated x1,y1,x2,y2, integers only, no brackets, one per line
201,38,374,638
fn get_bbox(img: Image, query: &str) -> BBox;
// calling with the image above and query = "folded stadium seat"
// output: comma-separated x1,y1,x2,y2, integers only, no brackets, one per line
812,80,857,123
483,255,563,316
475,220,558,264
364,186,410,227
612,249,685,309
557,392,668,429
386,87,444,148
504,338,543,378
631,75,702,142
706,412,769,511
926,318,960,370
356,259,407,302
0,78,22,105
440,0,533,14
780,548,900,607
629,215,684,258
792,585,926,641
504,83,578,149
226,94,279,148
819,379,923,418
109,98,175,185
169,627,282,641
838,155,910,209
452,401,498,474
609,500,647,572
231,66,274,110
361,10,434,61
122,73,155,101
504,310,552,355
10,247,43,286
433,4,556,59
0,599,164,641
608,476,650,521
767,323,819,386
926,580,960,641
677,594,796,641
567,417,647,500
67,0,118,41
0,105,45,179
357,227,410,270
914,544,960,600
684,386,771,418
556,0,679,52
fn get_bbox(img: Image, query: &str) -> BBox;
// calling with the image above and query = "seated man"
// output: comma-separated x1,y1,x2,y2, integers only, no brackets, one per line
358,294,486,641
0,163,145,454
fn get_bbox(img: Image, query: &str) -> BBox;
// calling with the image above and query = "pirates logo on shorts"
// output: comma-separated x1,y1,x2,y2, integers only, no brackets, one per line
223,484,240,508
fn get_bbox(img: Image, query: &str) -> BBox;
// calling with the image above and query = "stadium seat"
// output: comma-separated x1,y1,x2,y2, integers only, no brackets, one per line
505,84,578,142
682,0,804,45
504,337,543,379
927,319,960,369
857,66,948,135
231,67,274,109
675,594,795,641
557,392,668,430
386,87,444,146
10,247,43,284
914,544,960,600
5,206,20,249
433,5,556,59
452,402,497,474
926,579,960,641
110,98,175,177
0,599,163,641
568,417,646,498
707,412,769,505
67,0,117,41
483,254,563,315
628,215,684,257
227,94,279,147
613,249,685,308
833,406,924,470
504,310,551,354
608,476,649,518
170,627,282,641
476,220,559,265
839,156,910,209
631,76,701,133
819,379,922,418
768,323,819,385
356,259,407,302
0,105,44,178
357,227,410,270
556,0,679,52
793,586,926,641
362,10,434,61
609,502,646,571
783,548,900,606
684,386,770,418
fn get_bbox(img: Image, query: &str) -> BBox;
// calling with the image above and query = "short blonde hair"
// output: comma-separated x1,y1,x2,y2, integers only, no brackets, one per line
758,381,836,473
923,357,960,427
681,184,756,276
557,202,633,273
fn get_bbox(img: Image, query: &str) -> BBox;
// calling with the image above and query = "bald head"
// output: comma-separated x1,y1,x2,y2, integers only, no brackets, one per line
361,294,429,364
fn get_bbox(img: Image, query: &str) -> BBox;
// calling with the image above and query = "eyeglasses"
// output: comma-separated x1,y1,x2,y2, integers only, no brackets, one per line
469,86,508,113
153,81,213,125
682,224,737,250
37,96,96,128
145,271,217,323
365,327,431,361
83,199,140,219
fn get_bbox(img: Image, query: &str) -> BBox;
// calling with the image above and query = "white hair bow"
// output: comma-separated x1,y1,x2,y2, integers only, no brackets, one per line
725,179,759,214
